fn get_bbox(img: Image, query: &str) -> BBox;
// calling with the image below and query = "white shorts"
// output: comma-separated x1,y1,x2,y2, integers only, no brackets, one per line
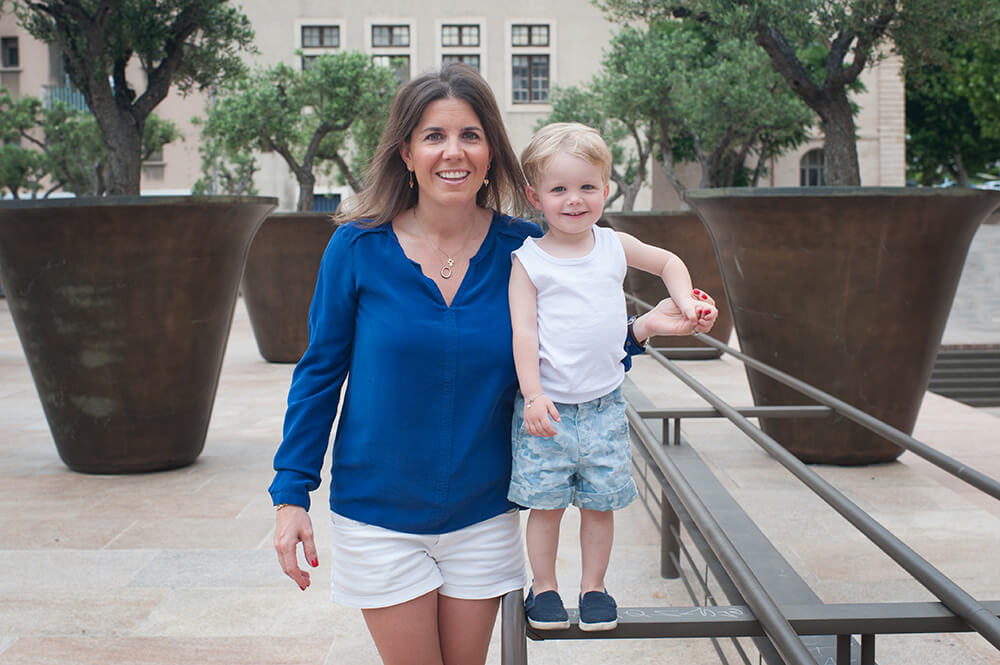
329,509,528,609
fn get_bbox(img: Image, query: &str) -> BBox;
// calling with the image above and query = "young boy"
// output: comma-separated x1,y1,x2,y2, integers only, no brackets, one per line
508,122,716,631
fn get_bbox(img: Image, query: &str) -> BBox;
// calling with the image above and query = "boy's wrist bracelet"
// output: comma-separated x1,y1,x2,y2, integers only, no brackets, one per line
524,392,544,409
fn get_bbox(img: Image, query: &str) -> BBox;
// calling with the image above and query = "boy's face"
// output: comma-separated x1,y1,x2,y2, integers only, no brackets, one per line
526,152,609,239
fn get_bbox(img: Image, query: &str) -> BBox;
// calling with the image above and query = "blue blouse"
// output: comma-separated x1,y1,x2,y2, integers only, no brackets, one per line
269,212,544,534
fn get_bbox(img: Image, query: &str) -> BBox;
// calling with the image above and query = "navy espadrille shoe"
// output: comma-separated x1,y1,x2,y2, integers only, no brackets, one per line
524,588,570,630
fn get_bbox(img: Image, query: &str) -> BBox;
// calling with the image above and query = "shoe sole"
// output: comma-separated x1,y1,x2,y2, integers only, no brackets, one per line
527,618,571,630
578,619,618,631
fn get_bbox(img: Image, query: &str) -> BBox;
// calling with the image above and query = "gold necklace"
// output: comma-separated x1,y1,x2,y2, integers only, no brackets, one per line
412,208,467,279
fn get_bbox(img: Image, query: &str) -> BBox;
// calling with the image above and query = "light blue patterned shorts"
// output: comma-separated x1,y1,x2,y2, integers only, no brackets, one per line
509,387,638,512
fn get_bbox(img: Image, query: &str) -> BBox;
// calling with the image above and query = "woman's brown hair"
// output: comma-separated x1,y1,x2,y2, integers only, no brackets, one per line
334,63,529,225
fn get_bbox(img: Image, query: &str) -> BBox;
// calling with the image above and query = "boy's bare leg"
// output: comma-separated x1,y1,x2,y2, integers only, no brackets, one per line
580,508,614,593
525,508,565,592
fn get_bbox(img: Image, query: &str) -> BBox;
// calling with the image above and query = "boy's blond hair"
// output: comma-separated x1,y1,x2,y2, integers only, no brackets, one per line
521,122,613,187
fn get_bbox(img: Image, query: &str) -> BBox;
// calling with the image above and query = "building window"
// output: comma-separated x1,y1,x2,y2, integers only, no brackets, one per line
800,149,825,187
442,54,480,71
1,37,18,68
372,55,410,84
302,25,339,48
512,24,548,47
298,21,343,71
442,24,479,47
510,24,550,105
372,25,410,47
512,54,549,104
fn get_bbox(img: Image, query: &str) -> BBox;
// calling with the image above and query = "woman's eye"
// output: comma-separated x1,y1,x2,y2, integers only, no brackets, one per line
462,131,482,141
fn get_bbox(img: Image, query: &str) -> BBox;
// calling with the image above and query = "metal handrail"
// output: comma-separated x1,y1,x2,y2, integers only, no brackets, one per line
627,292,1000,500
627,406,818,665
644,341,1000,650
694,332,1000,500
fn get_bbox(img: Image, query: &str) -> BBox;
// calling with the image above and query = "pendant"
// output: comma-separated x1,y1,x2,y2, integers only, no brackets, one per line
440,258,454,279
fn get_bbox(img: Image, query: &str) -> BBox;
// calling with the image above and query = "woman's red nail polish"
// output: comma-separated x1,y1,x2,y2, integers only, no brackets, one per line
311,558,319,568
700,294,709,300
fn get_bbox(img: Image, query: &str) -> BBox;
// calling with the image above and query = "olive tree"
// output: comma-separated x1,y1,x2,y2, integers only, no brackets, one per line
199,51,397,211
599,19,812,200
8,0,254,195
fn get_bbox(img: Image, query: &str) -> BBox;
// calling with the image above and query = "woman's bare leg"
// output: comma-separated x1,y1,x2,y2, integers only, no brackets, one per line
362,590,500,665
438,595,501,665
362,590,444,665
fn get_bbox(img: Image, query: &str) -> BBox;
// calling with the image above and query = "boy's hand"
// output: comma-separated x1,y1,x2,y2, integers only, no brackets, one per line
524,393,560,438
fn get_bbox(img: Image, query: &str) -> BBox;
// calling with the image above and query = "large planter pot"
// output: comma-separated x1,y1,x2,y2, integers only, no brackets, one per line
0,196,276,473
603,211,734,359
686,187,1000,465
241,212,335,363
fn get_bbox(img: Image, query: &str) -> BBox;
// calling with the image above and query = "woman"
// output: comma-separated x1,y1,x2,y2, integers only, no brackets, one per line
269,63,713,665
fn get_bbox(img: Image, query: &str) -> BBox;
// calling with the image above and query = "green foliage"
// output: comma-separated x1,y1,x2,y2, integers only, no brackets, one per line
956,44,1000,142
190,129,259,196
201,50,397,211
906,49,1000,186
0,144,46,199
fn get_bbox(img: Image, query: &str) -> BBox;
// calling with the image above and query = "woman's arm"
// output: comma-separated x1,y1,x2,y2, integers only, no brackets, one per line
509,257,560,437
270,226,359,589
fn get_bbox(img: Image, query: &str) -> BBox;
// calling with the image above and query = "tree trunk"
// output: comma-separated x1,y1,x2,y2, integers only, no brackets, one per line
296,172,316,212
815,90,861,186
621,184,639,211
954,152,969,187
88,98,144,196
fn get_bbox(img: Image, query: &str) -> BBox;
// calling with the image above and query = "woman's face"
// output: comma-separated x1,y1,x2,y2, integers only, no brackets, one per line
400,97,492,209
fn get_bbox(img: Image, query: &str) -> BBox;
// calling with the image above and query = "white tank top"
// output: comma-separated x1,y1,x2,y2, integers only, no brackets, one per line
512,226,627,404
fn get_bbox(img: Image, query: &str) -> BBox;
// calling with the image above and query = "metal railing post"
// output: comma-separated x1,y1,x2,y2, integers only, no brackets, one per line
661,489,680,579
836,634,851,665
501,589,528,665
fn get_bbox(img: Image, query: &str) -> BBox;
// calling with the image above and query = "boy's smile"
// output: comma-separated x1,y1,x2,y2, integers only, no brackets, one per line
527,152,610,243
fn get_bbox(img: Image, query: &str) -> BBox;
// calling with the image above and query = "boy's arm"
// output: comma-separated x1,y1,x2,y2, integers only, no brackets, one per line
509,257,560,437
617,231,699,321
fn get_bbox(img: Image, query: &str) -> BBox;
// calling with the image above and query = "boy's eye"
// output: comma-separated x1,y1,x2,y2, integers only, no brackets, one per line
582,184,596,190
550,186,565,193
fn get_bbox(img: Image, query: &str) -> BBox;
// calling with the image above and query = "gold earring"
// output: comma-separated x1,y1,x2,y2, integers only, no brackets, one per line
408,171,414,189
483,177,489,187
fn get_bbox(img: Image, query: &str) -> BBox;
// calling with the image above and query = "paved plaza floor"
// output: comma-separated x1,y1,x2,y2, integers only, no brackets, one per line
0,223,997,664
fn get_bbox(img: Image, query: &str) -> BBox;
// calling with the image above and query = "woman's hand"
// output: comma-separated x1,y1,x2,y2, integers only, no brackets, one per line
632,289,718,341
273,505,320,591
523,393,560,438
